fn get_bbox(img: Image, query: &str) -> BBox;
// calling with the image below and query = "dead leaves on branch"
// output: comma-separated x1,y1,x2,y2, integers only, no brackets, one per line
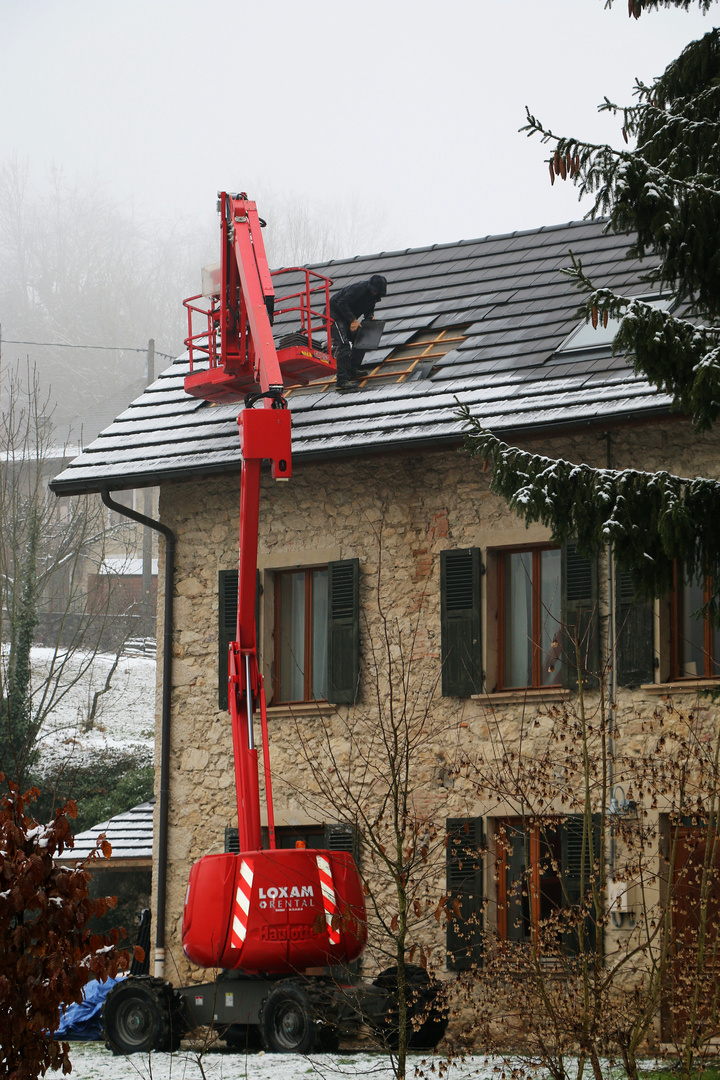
0,773,133,1080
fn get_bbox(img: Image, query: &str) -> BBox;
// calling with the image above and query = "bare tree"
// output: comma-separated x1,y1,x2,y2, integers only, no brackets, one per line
0,362,123,788
0,158,211,430
464,631,720,1080
281,541,463,1078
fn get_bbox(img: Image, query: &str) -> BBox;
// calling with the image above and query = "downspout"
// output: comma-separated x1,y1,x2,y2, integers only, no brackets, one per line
101,488,174,979
605,432,618,872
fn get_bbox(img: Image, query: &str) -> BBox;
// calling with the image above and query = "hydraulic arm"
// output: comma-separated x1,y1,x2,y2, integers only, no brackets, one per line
180,193,366,974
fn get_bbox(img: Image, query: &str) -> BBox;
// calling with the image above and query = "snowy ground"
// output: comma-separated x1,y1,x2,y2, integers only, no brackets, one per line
33,647,156,774
54,1044,502,1080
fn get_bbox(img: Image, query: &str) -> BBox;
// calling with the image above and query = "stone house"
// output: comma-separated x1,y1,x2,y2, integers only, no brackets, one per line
50,218,720,1040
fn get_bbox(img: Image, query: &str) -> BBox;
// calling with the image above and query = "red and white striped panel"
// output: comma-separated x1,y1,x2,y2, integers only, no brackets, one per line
316,854,340,945
230,859,254,950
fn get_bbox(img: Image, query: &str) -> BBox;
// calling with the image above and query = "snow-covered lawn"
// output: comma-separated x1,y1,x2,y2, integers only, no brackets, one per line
33,647,156,773
55,1044,498,1080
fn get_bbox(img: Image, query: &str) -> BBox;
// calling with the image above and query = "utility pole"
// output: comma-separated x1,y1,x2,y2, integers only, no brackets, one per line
142,339,155,632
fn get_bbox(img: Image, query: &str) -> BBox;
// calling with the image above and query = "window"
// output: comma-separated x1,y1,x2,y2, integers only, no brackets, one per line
498,546,562,690
496,816,598,953
671,569,720,679
274,567,329,702
555,295,673,354
217,559,360,711
440,541,598,697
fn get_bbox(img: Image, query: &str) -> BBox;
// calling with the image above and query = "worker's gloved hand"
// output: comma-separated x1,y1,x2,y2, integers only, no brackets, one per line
350,320,361,332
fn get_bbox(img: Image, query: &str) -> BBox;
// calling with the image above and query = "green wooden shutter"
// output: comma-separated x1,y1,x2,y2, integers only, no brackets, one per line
562,542,599,689
224,826,240,854
446,817,484,971
325,823,360,862
441,549,482,697
560,813,601,955
615,569,654,687
327,558,360,704
218,569,262,709
218,569,238,710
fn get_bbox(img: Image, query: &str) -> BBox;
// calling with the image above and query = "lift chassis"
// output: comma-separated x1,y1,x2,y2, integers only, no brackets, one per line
103,193,447,1055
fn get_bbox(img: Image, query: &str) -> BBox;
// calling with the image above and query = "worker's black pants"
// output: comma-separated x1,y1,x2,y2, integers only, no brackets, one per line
331,316,365,382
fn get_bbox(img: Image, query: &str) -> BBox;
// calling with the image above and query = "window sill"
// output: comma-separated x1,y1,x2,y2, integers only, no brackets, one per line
265,701,337,719
472,688,571,705
640,679,720,696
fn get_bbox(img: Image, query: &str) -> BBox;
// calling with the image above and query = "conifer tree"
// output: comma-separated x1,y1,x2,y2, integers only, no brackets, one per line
463,3,720,607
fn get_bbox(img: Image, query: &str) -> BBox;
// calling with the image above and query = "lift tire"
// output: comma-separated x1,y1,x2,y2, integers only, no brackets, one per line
371,964,448,1050
103,975,183,1055
222,1023,263,1052
259,982,318,1054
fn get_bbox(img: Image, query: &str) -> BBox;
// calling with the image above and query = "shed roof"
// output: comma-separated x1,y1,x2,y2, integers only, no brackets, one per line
55,799,154,866
50,218,668,496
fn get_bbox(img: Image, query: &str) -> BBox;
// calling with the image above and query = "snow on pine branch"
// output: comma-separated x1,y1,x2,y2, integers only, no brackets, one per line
459,408,720,615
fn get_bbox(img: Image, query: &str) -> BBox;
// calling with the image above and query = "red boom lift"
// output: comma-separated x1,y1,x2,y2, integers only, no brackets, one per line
102,194,446,1056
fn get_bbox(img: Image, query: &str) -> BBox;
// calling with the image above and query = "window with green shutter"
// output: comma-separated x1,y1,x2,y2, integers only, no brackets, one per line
446,817,484,970
219,559,360,709
440,549,482,697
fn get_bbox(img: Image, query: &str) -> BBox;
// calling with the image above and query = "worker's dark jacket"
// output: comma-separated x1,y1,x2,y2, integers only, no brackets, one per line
330,281,380,324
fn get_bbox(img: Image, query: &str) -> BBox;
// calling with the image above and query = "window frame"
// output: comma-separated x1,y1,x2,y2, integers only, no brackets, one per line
272,565,329,704
496,817,558,943
496,543,562,691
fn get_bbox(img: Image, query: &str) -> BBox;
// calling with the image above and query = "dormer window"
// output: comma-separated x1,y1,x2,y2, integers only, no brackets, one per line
556,295,673,354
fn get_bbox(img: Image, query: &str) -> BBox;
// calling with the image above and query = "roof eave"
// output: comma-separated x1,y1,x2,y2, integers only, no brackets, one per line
47,401,674,498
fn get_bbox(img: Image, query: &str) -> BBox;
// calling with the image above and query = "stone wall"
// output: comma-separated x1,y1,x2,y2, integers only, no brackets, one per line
150,414,720,1044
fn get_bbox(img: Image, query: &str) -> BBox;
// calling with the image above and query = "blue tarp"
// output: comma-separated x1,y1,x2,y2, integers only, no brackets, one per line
55,975,126,1040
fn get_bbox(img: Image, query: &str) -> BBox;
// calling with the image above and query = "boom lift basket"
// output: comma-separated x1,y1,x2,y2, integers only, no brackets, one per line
184,266,336,403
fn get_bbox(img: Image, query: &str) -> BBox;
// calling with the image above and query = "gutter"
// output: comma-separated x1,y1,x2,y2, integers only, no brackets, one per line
49,402,677,498
100,489,174,979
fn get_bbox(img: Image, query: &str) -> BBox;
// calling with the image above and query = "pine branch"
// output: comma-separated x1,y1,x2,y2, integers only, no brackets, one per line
459,409,720,617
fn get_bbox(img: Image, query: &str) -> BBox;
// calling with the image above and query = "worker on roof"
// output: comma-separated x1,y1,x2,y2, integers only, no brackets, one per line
330,274,388,390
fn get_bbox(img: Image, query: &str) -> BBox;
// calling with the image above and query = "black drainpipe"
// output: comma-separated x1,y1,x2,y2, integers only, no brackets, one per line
101,488,174,979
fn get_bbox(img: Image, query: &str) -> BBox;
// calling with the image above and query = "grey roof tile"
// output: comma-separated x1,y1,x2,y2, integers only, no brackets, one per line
49,219,671,495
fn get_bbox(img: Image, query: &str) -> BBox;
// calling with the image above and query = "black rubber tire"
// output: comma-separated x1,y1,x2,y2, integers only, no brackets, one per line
103,976,182,1055
259,983,317,1054
223,1023,263,1052
371,964,448,1051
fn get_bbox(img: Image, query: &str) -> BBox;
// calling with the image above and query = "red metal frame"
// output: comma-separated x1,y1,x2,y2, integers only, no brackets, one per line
183,195,335,402
180,194,365,974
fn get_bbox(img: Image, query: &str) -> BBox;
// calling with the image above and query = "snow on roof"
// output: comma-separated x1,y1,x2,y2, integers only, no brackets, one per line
56,799,154,863
100,558,159,576
49,219,668,496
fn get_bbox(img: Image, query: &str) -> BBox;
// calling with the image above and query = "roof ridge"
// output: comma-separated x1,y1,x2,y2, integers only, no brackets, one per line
303,218,611,271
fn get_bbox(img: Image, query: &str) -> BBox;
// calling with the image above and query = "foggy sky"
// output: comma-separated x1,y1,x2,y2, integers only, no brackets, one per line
0,0,715,255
